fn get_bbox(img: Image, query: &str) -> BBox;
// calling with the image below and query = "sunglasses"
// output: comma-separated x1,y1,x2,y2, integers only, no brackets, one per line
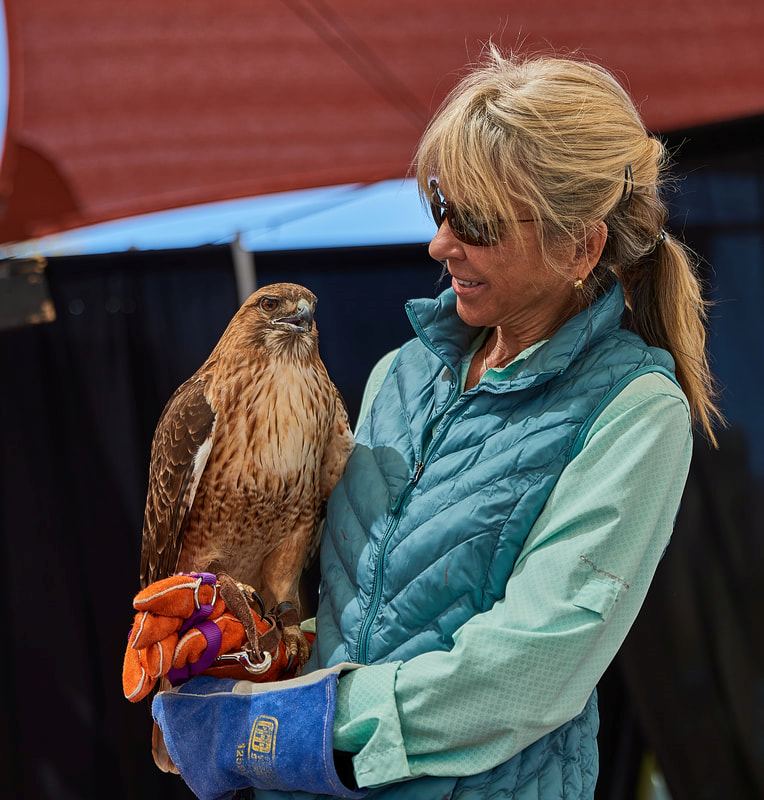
428,179,533,247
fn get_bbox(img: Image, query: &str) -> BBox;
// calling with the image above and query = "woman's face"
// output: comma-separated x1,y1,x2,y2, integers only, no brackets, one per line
428,209,577,341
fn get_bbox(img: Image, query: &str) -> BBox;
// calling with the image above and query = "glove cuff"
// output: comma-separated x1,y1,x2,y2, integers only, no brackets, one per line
153,664,366,799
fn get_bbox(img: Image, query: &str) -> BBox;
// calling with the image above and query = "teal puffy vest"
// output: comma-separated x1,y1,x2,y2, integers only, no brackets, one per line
274,281,675,800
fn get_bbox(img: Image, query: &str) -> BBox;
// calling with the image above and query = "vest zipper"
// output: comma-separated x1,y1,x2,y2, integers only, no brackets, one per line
355,313,464,664
356,458,423,663
390,459,424,514
356,401,466,663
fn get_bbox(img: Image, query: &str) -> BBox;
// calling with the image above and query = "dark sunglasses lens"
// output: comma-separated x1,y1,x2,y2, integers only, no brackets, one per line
430,201,446,227
428,179,497,246
451,209,497,246
429,181,446,226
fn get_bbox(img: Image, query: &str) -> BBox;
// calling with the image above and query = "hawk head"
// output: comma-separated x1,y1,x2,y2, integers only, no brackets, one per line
218,283,320,362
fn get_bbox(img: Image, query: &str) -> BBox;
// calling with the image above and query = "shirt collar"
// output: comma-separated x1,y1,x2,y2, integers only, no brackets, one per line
406,279,626,391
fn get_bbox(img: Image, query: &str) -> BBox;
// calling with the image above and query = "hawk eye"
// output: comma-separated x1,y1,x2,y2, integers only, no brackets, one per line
259,297,279,312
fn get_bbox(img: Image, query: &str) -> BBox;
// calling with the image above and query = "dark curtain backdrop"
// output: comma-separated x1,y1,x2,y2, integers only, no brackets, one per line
599,115,764,800
0,241,440,800
1,115,762,800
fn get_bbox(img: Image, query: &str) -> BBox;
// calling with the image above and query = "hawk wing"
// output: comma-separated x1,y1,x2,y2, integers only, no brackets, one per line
319,387,355,498
139,375,216,588
303,387,355,568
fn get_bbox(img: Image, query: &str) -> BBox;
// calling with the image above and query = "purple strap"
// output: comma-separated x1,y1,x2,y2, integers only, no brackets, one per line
178,572,218,635
166,572,221,686
167,620,223,685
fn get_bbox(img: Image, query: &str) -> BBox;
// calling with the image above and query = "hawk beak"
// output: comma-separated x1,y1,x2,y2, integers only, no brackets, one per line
276,301,314,332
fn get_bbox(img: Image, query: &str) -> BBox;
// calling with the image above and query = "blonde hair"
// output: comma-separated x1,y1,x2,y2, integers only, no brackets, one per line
415,46,723,446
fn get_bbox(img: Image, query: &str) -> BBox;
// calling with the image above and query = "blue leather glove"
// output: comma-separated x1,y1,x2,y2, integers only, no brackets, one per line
152,664,366,800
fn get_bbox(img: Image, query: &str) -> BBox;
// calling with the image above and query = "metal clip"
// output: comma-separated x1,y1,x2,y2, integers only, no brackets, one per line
193,574,218,610
216,649,273,675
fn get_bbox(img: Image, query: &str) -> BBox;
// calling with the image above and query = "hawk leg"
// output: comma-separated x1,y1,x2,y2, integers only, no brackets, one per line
275,601,311,672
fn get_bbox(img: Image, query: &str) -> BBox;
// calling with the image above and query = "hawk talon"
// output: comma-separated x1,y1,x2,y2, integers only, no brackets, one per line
248,590,266,618
284,652,296,674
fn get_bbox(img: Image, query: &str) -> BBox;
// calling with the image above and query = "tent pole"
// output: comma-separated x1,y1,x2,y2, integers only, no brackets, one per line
231,233,257,303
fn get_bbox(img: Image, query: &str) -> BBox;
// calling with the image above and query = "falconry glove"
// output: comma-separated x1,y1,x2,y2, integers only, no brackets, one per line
123,572,305,702
152,665,367,799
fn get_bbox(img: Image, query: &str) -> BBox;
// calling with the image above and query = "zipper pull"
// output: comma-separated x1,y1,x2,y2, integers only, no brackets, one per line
391,460,425,514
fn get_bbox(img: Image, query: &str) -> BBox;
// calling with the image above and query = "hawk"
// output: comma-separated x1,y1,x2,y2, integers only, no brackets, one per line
139,282,355,771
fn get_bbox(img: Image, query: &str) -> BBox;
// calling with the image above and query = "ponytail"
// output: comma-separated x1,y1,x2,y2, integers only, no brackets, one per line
616,229,724,447
598,135,725,447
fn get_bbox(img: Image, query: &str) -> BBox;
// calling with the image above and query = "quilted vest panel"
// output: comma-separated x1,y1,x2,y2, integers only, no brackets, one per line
312,281,675,668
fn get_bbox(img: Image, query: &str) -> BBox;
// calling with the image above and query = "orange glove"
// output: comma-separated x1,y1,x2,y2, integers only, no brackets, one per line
123,572,305,703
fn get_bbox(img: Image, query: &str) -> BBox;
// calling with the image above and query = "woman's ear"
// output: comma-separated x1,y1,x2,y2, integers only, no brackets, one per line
574,221,608,281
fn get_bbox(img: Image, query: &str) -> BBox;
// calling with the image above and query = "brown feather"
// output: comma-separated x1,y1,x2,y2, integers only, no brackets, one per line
140,377,216,587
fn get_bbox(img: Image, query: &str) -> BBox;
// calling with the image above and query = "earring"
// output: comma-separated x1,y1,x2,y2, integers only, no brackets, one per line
573,279,584,291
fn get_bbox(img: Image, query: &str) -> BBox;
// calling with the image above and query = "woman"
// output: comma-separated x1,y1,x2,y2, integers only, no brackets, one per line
153,48,721,800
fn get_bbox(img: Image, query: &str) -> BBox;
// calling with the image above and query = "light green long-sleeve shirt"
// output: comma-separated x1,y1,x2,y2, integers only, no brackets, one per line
331,340,692,789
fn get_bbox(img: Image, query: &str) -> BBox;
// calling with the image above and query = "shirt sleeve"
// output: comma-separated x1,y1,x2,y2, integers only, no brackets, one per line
332,372,693,788
354,349,400,434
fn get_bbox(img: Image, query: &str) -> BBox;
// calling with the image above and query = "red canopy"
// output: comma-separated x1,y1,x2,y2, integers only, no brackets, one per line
2,0,763,245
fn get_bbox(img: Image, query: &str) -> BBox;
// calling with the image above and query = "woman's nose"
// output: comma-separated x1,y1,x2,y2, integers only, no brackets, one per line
428,221,464,262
